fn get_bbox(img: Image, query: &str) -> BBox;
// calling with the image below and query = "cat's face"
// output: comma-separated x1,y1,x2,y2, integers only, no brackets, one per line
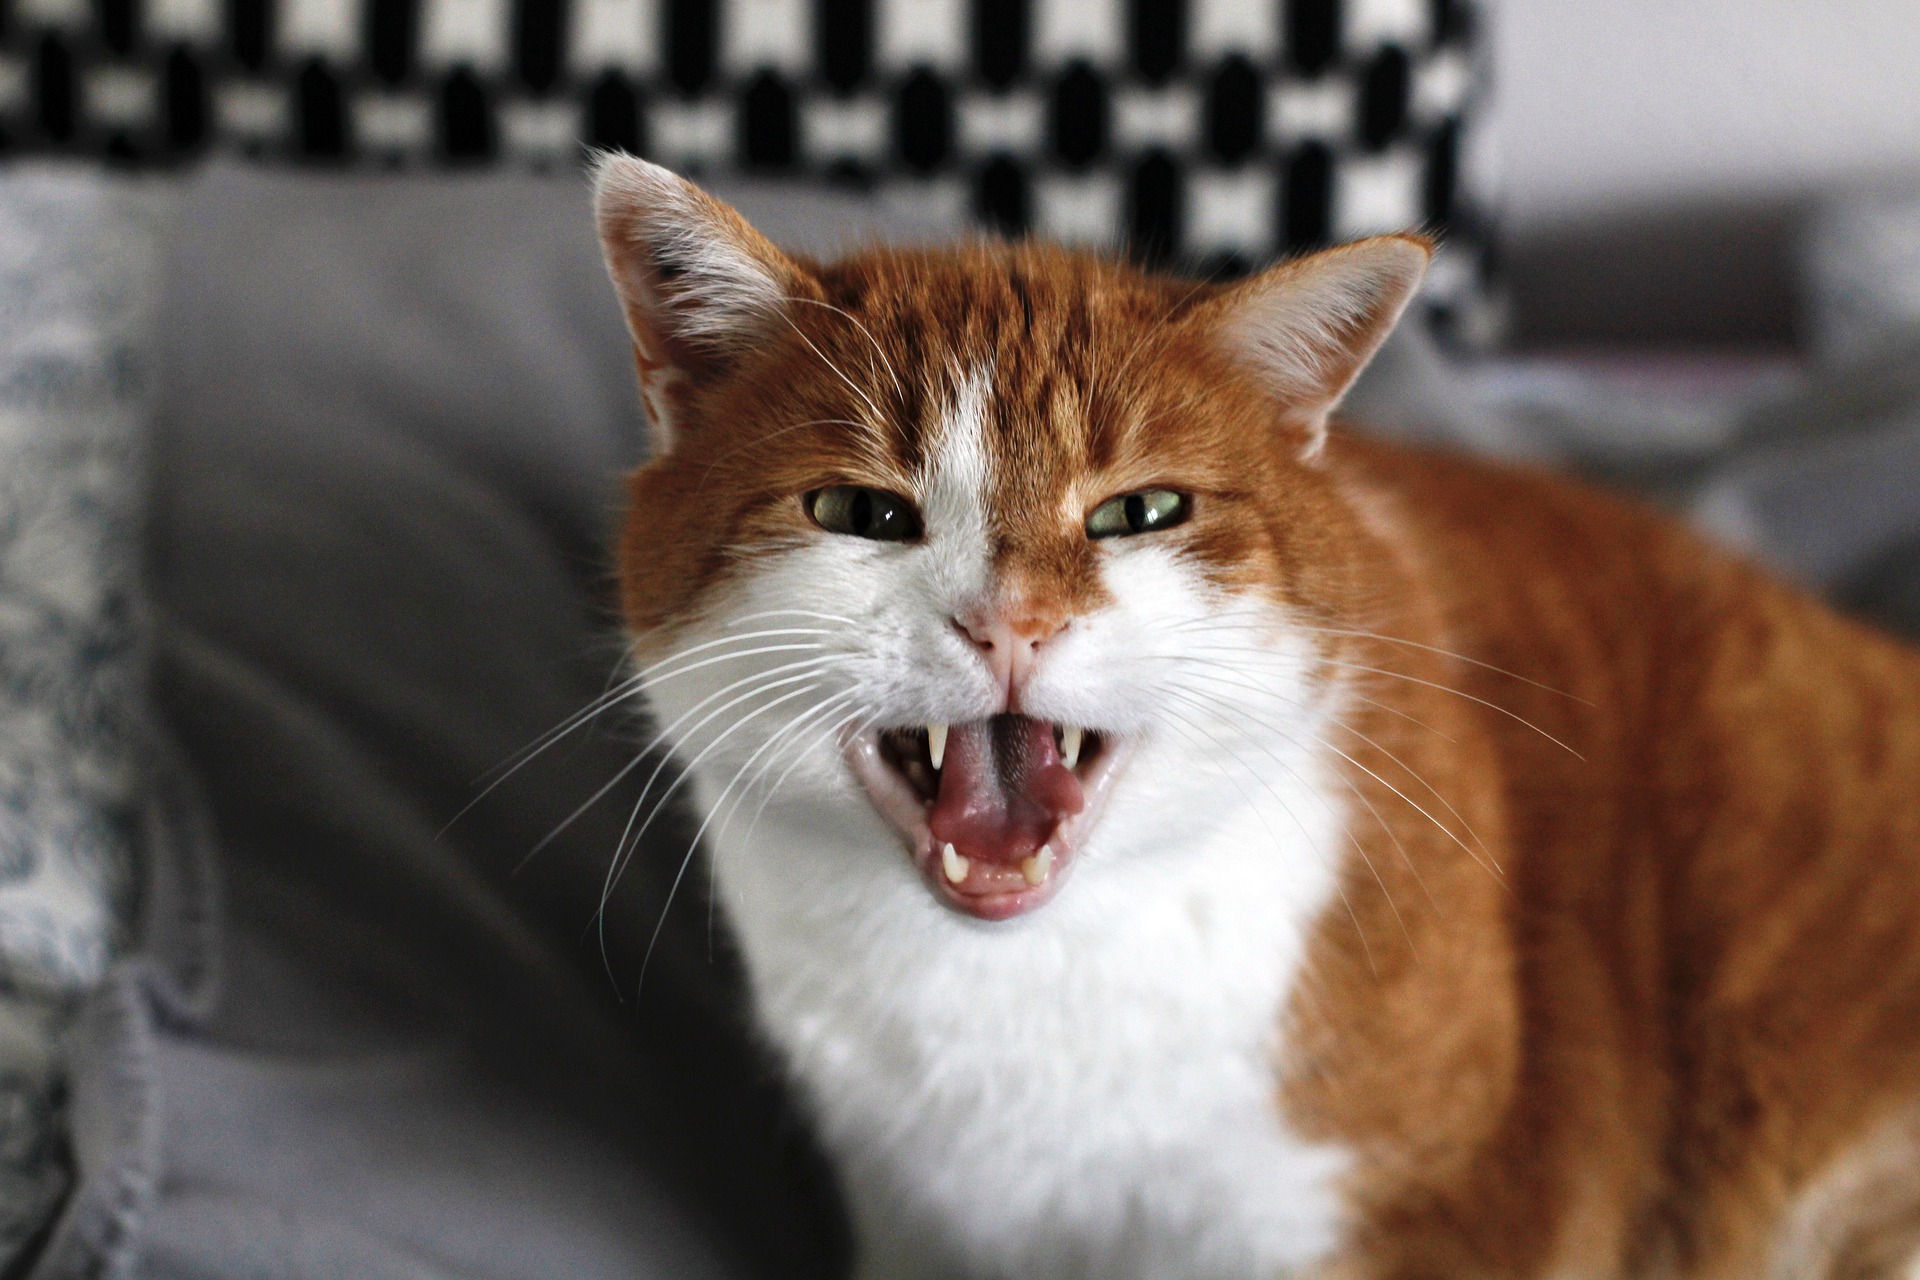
595,157,1426,922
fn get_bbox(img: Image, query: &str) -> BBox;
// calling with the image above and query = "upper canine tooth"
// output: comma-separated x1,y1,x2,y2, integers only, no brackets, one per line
942,842,969,884
1022,845,1054,886
1059,725,1083,770
928,722,948,771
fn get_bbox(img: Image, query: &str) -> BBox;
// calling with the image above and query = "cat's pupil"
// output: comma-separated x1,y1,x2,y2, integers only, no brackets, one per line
851,489,873,535
1126,494,1148,531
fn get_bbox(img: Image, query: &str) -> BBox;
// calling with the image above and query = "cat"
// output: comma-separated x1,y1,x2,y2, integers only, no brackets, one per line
590,152,1920,1280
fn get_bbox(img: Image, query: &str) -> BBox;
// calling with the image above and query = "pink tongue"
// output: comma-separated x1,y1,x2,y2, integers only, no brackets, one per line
928,715,1086,865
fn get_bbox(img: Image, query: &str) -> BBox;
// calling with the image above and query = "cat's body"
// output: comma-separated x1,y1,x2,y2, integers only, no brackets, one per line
591,155,1920,1279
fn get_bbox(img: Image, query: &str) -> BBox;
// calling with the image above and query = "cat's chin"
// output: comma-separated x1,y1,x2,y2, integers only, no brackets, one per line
842,718,1134,921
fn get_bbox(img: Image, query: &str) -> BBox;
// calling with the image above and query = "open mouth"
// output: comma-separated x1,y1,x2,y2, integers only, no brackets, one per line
843,715,1132,920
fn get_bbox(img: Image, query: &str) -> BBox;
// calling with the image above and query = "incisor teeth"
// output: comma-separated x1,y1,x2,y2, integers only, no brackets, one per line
942,842,969,884
1022,845,1053,886
928,722,947,771
1059,725,1083,770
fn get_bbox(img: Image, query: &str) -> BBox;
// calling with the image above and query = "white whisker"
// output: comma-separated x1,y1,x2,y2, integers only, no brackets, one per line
1309,657,1584,760
1175,672,1503,885
742,704,876,851
702,689,862,948
1174,613,1589,705
1348,691,1456,742
1155,698,1389,972
697,418,878,489
1180,633,1583,759
723,609,862,630
785,295,906,401
1162,692,1416,948
480,628,831,790
1165,683,1438,917
519,653,847,877
445,625,844,836
615,678,843,996
778,310,889,432
1152,655,1489,878
711,690,859,847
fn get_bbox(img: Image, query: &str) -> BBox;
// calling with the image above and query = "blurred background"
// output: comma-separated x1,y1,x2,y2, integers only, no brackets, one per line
1493,0,1920,353
1501,0,1920,220
1,2,1918,1278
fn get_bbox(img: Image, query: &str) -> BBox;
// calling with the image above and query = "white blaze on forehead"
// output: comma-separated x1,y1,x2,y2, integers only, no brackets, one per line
920,365,995,604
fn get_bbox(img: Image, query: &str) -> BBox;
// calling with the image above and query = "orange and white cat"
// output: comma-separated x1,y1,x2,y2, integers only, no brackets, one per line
591,153,1920,1280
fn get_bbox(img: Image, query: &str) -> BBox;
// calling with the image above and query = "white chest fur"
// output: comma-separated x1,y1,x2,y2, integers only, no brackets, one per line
701,755,1354,1280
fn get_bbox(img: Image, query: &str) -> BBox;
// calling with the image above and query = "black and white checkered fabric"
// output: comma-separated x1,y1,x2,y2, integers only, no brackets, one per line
0,0,1492,329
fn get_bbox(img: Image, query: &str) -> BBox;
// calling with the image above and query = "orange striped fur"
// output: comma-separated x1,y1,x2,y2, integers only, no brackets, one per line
595,156,1920,1279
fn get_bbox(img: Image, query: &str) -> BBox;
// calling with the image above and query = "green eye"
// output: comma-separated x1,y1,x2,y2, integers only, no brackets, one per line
1086,489,1190,539
807,486,923,542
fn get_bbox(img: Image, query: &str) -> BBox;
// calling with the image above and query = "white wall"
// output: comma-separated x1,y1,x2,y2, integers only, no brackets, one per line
1485,0,1920,227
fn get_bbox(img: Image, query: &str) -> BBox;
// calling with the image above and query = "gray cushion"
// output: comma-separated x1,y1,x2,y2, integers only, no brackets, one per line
44,165,941,1280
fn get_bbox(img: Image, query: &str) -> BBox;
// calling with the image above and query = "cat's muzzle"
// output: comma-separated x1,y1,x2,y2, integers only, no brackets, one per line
843,715,1132,920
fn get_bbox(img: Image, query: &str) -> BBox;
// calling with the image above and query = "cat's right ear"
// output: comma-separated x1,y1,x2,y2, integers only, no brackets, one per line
592,152,816,453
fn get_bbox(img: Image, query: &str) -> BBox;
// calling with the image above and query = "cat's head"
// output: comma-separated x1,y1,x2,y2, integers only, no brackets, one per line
593,155,1427,924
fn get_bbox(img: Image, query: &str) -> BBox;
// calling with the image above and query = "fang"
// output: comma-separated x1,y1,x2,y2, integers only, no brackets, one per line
1022,846,1053,886
942,842,969,884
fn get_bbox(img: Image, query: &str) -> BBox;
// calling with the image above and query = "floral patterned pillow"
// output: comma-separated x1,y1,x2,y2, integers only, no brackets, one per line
0,168,154,1263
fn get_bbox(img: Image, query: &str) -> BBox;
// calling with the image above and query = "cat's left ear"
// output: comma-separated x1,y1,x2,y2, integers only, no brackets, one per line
592,152,818,453
1198,234,1432,454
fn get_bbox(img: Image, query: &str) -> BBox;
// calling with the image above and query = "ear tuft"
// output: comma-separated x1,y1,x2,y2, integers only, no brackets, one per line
1211,234,1432,448
591,153,813,449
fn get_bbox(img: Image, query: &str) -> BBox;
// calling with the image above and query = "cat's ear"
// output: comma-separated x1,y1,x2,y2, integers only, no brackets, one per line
592,152,816,452
1199,234,1431,454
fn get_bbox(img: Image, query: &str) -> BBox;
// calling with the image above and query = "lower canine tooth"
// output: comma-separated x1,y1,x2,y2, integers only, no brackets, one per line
928,722,947,771
1059,725,1083,769
942,842,969,884
1022,845,1053,886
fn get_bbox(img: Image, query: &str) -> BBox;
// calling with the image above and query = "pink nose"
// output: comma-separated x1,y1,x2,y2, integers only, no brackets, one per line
954,606,1069,702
